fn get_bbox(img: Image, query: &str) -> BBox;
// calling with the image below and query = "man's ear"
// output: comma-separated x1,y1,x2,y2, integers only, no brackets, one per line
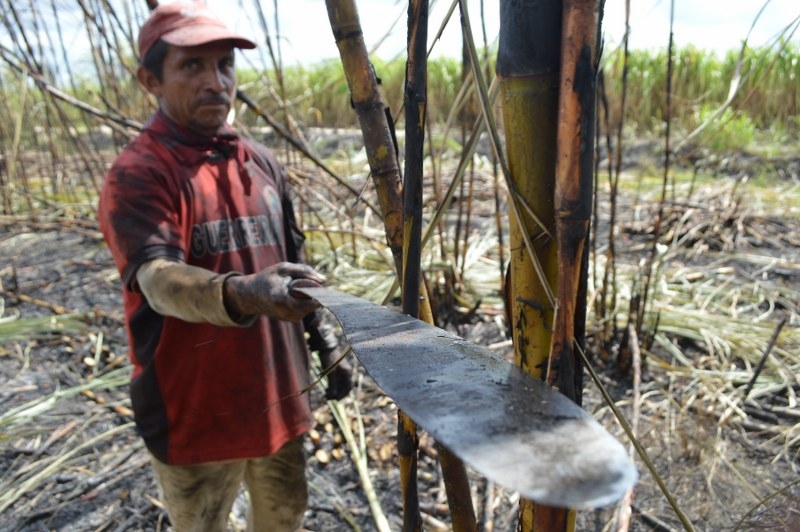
136,65,162,98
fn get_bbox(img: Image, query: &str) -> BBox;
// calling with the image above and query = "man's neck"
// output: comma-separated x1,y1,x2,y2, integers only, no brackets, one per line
153,109,234,147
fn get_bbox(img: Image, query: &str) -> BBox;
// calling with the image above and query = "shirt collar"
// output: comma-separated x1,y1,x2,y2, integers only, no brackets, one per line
144,109,240,163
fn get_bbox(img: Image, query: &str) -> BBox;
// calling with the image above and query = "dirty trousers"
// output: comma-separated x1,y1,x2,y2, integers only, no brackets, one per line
149,437,308,532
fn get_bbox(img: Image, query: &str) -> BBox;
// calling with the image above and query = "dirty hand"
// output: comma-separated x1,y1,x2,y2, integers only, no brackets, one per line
305,312,352,400
223,262,325,323
319,347,353,401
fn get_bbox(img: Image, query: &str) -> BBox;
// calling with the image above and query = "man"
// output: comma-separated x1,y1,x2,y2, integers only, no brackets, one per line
97,3,351,530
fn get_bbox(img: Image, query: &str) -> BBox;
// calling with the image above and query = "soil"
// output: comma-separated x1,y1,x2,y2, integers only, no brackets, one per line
1,146,799,532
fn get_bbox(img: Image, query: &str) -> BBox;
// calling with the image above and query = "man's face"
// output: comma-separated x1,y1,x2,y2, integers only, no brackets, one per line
140,41,237,137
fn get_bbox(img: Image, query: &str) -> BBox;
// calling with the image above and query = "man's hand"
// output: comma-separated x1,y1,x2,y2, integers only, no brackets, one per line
305,311,352,401
223,262,325,323
318,347,353,401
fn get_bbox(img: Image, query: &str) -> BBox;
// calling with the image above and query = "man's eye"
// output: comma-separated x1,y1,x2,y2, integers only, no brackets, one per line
182,59,201,71
221,58,235,70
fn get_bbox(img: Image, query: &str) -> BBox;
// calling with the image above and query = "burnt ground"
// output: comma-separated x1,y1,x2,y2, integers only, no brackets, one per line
1,148,800,531
0,224,520,532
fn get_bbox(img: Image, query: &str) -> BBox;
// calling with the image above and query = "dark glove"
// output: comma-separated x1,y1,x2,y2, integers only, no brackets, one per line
224,262,323,323
318,346,353,401
305,311,353,401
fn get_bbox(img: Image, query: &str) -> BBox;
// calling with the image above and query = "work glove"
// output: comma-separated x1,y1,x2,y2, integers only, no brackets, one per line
224,262,324,323
305,311,353,401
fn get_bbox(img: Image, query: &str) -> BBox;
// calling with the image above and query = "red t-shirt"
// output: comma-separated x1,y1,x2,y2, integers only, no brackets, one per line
98,111,311,465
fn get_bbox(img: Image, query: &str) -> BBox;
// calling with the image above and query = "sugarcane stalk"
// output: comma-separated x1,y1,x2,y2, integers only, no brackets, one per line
404,2,476,529
550,0,601,403
602,0,630,358
497,0,584,530
326,0,422,530
497,0,561,381
325,0,405,266
326,2,478,530
324,2,419,526
400,4,426,526
633,0,674,347
402,0,427,324
396,409,421,532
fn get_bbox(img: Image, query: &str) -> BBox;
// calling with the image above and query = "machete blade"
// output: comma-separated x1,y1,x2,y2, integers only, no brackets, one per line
300,287,637,509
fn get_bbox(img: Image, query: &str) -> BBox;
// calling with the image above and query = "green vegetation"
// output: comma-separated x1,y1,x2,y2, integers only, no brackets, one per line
236,55,466,129
2,42,797,172
2,42,795,218
237,42,800,147
601,42,799,144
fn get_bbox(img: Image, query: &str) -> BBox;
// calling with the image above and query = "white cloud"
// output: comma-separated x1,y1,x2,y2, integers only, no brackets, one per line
602,0,799,54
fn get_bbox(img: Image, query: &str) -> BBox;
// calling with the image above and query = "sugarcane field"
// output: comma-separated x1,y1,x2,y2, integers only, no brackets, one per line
1,1,799,531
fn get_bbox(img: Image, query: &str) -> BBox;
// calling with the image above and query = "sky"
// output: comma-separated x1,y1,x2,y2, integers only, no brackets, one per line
200,0,800,67
4,0,798,75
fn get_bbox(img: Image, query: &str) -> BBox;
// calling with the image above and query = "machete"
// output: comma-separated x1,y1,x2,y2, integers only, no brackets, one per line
298,287,637,509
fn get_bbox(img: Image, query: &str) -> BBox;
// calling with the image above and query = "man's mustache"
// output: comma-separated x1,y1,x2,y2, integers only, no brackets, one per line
196,94,230,106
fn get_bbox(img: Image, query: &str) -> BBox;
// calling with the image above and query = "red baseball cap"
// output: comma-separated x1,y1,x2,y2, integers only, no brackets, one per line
138,2,256,60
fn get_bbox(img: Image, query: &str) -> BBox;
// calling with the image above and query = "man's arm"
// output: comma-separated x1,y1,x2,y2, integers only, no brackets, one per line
304,312,353,400
136,258,322,325
244,140,353,398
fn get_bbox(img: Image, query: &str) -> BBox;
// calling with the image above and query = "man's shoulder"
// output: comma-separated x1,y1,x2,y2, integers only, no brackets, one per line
240,135,276,160
240,136,282,174
103,134,182,194
111,130,174,168
113,129,150,156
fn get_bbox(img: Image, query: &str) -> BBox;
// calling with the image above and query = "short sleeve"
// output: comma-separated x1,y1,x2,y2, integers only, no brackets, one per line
98,141,186,289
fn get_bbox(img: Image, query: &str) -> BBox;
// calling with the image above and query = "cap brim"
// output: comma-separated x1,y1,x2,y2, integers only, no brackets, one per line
161,25,256,50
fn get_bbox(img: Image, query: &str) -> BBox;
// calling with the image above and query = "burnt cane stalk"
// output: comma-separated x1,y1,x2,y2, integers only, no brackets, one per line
401,4,425,528
549,0,601,405
403,1,477,531
324,0,404,266
323,2,417,527
498,0,603,529
326,1,475,530
497,0,582,530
